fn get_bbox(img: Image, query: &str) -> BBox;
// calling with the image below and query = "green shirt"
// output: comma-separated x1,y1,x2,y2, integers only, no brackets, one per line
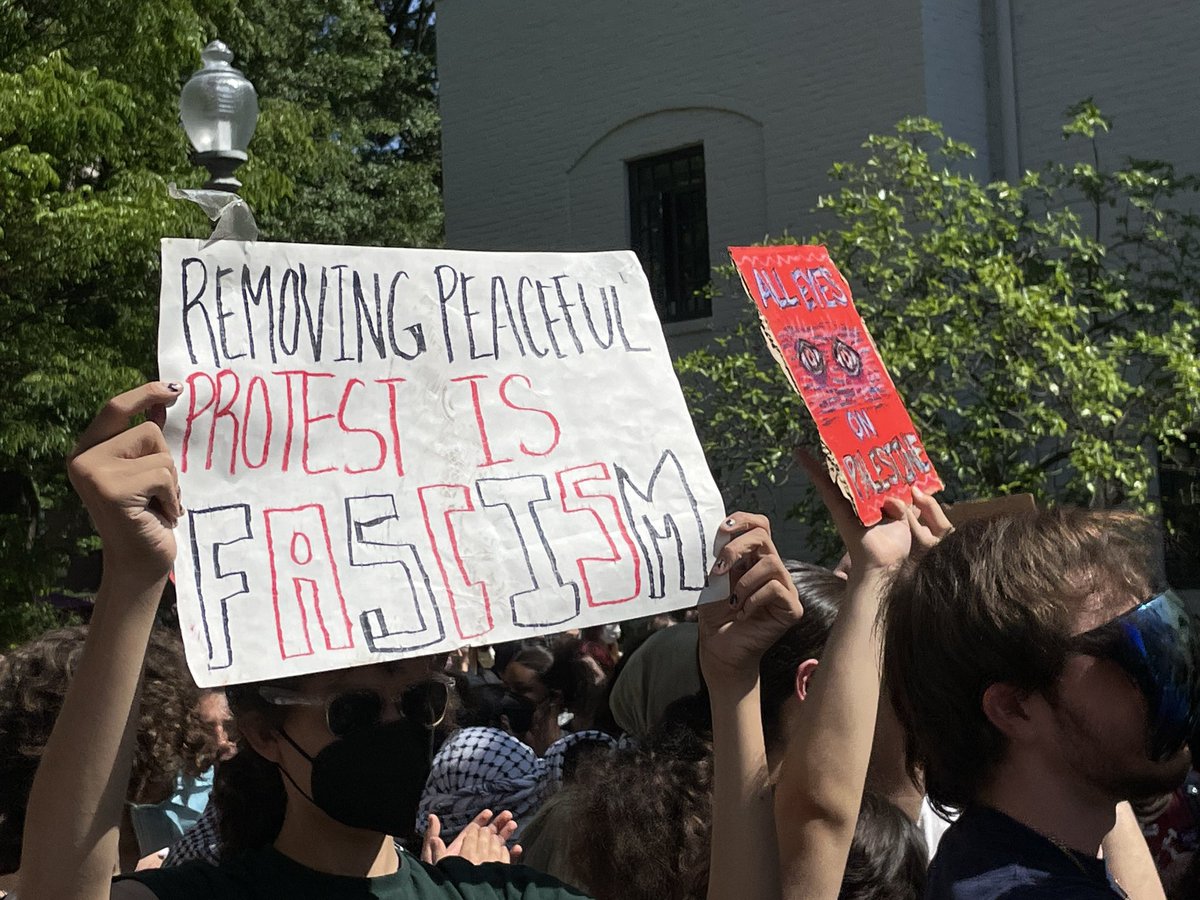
120,847,591,900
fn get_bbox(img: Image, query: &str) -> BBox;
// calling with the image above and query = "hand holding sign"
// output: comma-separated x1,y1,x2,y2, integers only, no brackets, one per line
67,383,185,582
729,245,943,524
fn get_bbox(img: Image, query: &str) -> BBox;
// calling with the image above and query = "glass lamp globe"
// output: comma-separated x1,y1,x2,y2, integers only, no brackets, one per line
179,41,258,191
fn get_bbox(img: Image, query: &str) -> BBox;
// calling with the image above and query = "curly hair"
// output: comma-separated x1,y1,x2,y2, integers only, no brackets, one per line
0,624,208,873
565,728,713,900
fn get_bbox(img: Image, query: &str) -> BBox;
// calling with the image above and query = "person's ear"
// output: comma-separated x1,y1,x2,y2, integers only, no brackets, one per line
794,658,820,702
981,682,1038,742
240,713,285,764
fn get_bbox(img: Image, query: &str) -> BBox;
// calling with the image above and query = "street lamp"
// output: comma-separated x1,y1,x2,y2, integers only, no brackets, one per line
180,40,258,193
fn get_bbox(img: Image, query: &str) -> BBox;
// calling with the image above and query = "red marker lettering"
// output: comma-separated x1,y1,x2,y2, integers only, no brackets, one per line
374,377,409,477
451,374,513,468
181,371,216,473
206,369,241,475
240,375,273,470
499,373,561,457
337,378,387,475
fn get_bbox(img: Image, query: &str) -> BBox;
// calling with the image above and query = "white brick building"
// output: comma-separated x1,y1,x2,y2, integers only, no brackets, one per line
439,0,1200,331
436,0,1200,583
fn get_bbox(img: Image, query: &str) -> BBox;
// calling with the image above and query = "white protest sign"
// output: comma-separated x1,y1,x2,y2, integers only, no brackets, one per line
159,239,728,686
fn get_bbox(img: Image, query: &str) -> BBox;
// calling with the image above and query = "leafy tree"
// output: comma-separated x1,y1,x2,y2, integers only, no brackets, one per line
0,0,442,643
677,103,1200,547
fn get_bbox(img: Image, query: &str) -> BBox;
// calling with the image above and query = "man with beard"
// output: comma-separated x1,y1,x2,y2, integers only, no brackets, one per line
882,508,1200,898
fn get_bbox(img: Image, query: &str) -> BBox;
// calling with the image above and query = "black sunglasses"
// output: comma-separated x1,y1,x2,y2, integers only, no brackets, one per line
259,675,453,737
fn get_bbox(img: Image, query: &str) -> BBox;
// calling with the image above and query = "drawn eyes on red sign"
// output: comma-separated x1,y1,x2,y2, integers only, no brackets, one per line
832,337,863,377
792,336,864,380
795,338,826,377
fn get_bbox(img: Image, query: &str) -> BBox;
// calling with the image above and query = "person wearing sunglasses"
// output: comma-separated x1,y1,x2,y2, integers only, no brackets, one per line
882,507,1198,899
19,383,591,899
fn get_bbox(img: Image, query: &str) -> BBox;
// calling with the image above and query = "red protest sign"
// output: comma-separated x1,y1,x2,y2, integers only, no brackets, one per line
728,245,942,525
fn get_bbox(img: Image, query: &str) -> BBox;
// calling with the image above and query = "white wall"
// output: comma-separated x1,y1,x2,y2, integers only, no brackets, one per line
436,1,1200,559
1010,0,1200,177
438,0,930,271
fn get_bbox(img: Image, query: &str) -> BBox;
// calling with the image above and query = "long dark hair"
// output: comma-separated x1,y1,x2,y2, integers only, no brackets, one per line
758,561,844,751
840,792,928,899
214,679,296,857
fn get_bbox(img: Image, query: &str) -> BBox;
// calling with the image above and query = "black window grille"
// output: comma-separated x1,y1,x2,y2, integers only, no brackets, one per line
628,145,712,323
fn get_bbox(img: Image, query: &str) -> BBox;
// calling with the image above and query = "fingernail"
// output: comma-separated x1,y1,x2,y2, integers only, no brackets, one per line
728,594,737,607
711,558,729,574
725,517,737,528
165,382,182,393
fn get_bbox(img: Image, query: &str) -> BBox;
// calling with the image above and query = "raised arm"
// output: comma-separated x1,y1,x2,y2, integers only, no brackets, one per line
774,455,940,900
864,486,951,822
700,512,803,900
21,383,183,900
1102,801,1167,900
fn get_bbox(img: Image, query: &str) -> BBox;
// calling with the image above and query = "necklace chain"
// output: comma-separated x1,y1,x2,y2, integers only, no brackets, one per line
1044,834,1092,877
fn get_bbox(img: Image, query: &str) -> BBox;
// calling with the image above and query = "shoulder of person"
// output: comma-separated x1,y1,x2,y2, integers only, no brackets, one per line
421,856,592,899
926,867,1124,900
115,858,251,900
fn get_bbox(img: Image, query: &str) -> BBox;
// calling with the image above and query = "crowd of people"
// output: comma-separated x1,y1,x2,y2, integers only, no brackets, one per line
1,380,1198,899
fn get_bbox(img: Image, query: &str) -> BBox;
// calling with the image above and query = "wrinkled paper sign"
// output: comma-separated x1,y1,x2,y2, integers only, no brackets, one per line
729,245,942,525
160,239,727,686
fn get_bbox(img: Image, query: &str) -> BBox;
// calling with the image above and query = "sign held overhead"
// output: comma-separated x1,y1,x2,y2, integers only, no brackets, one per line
729,244,943,524
160,240,727,686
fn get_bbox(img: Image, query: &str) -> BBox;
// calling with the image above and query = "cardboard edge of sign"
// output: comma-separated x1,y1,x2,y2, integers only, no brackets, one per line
944,493,1037,526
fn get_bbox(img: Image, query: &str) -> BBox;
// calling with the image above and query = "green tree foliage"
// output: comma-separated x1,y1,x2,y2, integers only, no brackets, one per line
0,0,441,640
677,103,1200,533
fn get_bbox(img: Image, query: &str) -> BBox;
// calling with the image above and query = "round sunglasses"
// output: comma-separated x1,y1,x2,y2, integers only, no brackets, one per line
258,675,453,737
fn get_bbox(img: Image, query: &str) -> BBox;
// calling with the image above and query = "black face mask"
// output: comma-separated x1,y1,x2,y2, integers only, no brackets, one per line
278,718,434,839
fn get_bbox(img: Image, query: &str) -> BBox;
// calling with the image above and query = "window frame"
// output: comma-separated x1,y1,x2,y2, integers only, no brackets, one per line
627,144,712,324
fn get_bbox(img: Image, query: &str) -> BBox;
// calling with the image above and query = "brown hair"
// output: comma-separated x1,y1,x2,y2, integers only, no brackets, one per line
882,507,1158,815
565,728,712,900
840,792,928,900
0,624,207,873
215,677,297,858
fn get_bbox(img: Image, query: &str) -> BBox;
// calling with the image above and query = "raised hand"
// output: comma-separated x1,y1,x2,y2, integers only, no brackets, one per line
20,383,185,899
908,485,953,548
826,483,953,580
699,512,803,688
421,810,521,865
67,382,184,583
795,450,913,574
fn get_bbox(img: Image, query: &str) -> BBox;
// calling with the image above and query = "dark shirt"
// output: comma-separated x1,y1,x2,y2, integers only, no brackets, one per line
925,805,1128,899
120,846,590,900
